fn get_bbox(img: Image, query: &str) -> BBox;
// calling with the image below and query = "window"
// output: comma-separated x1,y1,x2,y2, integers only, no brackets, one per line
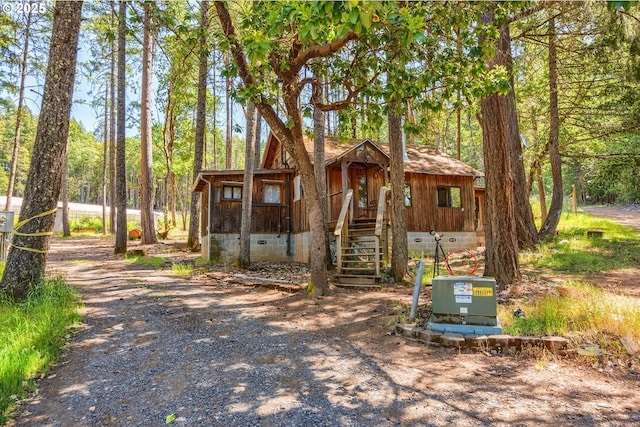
264,184,281,204
437,186,461,208
404,184,412,207
357,176,367,208
222,185,242,200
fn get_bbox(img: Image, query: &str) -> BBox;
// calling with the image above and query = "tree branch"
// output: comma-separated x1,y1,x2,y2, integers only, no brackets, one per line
561,152,640,159
289,31,359,76
213,1,292,143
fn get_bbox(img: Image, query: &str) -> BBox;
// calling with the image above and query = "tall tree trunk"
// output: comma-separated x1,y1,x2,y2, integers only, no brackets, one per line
225,55,233,169
254,113,262,168
102,78,109,235
140,2,157,244
406,99,416,146
539,13,563,240
389,106,408,281
162,84,177,229
479,10,520,289
238,102,257,268
0,1,82,300
109,22,116,234
211,55,218,169
5,7,32,211
536,160,547,223
170,171,177,228
187,0,208,250
114,0,128,254
501,24,539,250
312,77,330,267
455,29,462,160
61,151,70,237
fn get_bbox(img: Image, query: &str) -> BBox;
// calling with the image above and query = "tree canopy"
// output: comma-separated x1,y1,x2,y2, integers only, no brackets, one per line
1,0,640,297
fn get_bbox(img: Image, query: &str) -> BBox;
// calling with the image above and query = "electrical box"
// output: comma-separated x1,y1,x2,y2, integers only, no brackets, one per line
427,276,502,335
0,211,14,233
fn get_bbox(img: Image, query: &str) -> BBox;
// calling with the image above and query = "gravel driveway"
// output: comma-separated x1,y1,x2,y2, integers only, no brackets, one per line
12,237,640,426
15,239,407,426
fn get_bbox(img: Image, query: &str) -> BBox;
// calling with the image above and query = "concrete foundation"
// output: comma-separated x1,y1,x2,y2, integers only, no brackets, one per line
426,320,503,336
205,232,311,263
408,231,479,256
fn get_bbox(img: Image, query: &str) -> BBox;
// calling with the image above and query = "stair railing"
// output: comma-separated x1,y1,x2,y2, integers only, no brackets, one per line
374,186,388,276
334,189,353,275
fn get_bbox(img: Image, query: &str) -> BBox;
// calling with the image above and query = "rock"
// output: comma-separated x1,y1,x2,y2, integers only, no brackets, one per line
417,329,441,344
465,334,488,349
441,333,465,349
488,334,513,350
542,336,568,354
395,324,419,338
518,336,542,349
620,336,638,355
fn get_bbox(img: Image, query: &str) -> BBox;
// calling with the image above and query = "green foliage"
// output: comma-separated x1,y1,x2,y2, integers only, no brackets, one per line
2,0,638,227
501,282,640,341
516,2,640,205
521,211,640,273
68,216,103,234
0,105,38,196
171,262,193,277
124,254,166,269
0,277,81,423
508,209,640,342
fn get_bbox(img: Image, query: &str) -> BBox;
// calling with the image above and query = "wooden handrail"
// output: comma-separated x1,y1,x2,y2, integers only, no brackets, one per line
334,189,353,274
334,189,353,238
374,186,388,276
374,186,387,237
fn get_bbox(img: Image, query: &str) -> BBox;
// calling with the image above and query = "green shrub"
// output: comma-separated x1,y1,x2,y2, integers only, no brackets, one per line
0,278,81,423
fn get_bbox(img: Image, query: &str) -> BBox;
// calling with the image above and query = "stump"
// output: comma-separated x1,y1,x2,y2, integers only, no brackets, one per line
587,229,604,239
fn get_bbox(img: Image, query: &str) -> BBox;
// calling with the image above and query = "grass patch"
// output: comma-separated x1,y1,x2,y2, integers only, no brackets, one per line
504,206,640,350
521,210,640,274
0,278,82,423
171,262,194,277
124,254,165,269
500,282,640,342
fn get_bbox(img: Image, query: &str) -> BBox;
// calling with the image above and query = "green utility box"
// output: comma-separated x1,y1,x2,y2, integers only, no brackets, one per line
427,276,503,335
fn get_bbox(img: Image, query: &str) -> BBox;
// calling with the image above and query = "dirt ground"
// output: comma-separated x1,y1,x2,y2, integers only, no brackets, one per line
9,206,640,426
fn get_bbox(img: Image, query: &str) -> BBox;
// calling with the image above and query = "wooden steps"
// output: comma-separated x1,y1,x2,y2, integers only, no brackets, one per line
333,188,389,288
335,218,382,288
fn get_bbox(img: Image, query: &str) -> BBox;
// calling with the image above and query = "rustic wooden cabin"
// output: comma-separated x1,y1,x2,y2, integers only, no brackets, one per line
192,134,483,284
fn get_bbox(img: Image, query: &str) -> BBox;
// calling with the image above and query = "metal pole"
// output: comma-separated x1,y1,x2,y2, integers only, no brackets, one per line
409,260,425,323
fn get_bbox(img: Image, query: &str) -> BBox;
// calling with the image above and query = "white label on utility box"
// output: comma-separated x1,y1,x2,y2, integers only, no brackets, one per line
460,307,468,314
454,282,473,296
456,296,472,304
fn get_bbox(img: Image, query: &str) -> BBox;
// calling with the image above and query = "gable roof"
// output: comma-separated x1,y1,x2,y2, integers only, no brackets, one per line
263,133,483,177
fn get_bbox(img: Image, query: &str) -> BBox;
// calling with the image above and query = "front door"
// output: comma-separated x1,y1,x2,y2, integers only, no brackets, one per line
351,167,368,218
